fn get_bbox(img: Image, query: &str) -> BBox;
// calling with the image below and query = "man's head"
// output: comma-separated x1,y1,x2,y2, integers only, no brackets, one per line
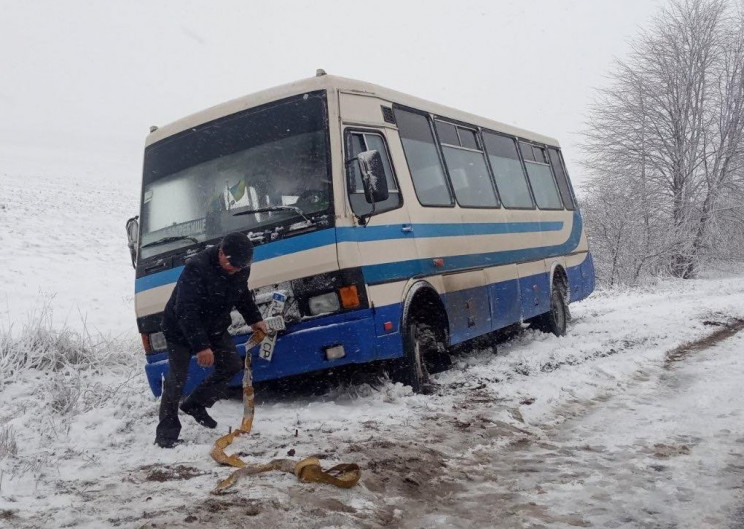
218,232,254,274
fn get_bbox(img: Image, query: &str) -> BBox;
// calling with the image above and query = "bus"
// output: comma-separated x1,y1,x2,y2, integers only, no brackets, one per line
127,72,595,396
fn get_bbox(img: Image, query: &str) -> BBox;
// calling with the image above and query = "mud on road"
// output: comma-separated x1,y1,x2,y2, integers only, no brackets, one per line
127,317,744,529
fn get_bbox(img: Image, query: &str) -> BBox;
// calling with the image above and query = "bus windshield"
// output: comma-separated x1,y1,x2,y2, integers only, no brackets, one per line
139,92,331,260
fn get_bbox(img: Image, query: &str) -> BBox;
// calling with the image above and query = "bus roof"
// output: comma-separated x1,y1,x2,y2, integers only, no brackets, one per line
145,74,560,148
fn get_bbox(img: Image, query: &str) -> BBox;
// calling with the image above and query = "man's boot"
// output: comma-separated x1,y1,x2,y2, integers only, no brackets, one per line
180,400,217,429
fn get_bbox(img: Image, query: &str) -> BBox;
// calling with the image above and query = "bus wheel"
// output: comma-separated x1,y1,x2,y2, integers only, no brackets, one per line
398,321,445,394
536,285,568,337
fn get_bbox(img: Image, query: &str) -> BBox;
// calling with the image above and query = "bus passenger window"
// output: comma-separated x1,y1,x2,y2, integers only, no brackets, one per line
520,142,535,162
437,120,499,208
547,148,575,210
393,108,453,206
458,128,479,150
482,132,534,209
345,130,401,217
440,146,498,208
520,142,563,210
435,121,460,146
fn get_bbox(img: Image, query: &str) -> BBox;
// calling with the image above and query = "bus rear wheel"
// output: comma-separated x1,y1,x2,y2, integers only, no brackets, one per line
536,285,568,337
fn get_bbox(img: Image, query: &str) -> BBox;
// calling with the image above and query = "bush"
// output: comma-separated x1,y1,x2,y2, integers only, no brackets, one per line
0,425,17,459
0,305,135,382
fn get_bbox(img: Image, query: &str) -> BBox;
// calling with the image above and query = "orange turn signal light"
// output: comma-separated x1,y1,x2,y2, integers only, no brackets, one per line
338,285,361,309
141,333,152,354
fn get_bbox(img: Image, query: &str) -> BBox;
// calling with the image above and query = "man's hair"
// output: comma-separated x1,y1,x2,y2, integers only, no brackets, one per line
220,232,254,269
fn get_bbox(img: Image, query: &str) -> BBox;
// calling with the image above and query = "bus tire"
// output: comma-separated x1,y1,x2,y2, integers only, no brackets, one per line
397,321,446,394
535,284,568,337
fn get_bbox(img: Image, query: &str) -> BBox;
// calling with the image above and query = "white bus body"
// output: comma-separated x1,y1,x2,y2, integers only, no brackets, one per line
132,74,595,395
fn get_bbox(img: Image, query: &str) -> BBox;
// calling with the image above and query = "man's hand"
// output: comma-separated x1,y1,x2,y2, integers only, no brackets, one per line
251,320,268,334
196,348,214,367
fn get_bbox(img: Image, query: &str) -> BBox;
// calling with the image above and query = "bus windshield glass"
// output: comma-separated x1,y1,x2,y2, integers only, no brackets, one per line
139,91,330,260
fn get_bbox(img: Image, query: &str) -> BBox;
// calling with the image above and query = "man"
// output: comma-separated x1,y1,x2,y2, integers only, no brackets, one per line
155,231,268,448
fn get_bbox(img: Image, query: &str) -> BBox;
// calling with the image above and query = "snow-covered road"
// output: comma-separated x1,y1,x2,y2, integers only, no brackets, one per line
478,325,744,528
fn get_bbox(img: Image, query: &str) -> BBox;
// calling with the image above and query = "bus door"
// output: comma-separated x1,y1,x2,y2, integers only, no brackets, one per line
342,126,420,338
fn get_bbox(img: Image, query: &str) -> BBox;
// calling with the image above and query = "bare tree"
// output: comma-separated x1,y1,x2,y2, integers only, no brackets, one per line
688,7,744,275
582,0,744,285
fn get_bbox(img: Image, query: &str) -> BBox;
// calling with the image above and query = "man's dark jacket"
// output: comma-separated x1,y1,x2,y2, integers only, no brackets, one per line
162,246,262,352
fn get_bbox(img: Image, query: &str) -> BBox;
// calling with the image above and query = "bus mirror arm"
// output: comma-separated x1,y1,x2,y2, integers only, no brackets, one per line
357,202,376,227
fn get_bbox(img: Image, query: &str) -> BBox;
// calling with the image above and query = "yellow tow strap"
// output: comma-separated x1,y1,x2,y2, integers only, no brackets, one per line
210,330,263,467
210,329,361,493
212,457,361,495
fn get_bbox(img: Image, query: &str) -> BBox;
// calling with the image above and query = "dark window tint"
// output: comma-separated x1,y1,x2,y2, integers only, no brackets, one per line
520,142,535,162
533,146,548,164
520,142,562,209
346,131,401,217
435,121,459,146
548,148,575,210
458,128,478,149
394,109,453,206
483,132,534,208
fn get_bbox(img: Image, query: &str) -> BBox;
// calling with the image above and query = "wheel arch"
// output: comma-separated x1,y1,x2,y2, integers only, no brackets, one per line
548,262,570,301
400,280,450,345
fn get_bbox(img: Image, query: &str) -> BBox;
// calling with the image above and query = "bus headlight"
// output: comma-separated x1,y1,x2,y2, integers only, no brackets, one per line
308,292,341,315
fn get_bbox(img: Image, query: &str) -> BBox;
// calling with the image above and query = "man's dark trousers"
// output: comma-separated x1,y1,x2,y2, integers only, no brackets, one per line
156,332,242,443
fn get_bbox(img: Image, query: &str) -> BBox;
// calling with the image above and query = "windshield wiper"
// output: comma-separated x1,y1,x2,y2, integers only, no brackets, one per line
232,205,312,225
141,235,199,249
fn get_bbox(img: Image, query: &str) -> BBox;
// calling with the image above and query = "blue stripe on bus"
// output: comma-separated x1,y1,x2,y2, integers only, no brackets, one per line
335,221,564,242
135,267,185,293
134,229,336,293
135,216,578,293
255,229,337,259
359,212,583,284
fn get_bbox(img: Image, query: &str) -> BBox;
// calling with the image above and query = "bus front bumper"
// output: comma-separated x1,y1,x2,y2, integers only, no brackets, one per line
143,308,403,397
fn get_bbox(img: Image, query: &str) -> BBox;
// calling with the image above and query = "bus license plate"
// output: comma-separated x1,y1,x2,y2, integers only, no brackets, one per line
258,316,284,362
264,315,285,332
259,332,278,362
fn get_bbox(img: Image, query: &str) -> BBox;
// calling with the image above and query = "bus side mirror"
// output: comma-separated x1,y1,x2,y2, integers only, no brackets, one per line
357,150,389,203
126,215,139,269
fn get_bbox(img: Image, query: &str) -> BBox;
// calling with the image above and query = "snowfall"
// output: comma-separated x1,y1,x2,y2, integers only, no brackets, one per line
1,143,744,529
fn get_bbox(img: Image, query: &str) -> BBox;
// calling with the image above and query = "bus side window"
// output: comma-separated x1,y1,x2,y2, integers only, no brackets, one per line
345,130,401,217
520,142,563,210
393,108,454,207
547,148,575,210
436,120,499,208
482,132,534,209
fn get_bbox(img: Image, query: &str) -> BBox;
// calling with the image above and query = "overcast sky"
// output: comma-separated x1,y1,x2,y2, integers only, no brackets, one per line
1,0,667,190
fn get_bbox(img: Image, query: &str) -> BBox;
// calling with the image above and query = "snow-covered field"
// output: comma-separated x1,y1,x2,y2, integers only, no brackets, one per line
2,145,744,528
0,141,139,337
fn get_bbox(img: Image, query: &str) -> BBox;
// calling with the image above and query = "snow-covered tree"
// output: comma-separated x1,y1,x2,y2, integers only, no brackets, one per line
582,0,744,284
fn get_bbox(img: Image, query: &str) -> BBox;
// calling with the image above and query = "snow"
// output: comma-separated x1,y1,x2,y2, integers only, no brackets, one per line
2,144,744,527
528,332,744,527
0,142,139,337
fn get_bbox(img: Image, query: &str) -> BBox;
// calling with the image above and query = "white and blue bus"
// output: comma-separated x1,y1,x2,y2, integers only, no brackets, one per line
127,73,595,395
